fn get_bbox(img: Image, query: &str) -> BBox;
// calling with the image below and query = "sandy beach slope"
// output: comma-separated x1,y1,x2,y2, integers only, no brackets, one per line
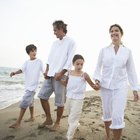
0,90,140,140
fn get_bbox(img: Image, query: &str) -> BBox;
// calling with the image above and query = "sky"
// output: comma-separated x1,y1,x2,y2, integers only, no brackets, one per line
0,0,140,82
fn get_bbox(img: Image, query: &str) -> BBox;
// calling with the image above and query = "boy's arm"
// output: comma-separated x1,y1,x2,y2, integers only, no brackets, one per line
84,73,100,91
44,64,49,79
10,69,22,77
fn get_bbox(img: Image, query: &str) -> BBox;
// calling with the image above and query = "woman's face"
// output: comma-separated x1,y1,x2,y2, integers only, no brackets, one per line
110,26,122,43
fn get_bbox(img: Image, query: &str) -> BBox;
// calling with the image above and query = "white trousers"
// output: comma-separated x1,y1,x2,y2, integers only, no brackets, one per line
101,86,128,129
66,98,83,140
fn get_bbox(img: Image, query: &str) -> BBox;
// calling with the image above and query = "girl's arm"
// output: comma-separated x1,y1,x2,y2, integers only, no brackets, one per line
84,73,100,90
10,69,22,77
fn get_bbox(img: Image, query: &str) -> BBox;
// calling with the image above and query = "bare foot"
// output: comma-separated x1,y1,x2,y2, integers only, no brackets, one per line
9,123,20,129
24,118,35,122
38,119,53,128
50,123,60,131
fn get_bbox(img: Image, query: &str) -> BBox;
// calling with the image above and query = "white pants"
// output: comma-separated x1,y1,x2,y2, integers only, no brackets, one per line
101,86,128,129
66,98,83,140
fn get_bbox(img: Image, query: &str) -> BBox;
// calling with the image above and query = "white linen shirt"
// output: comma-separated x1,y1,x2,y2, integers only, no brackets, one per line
47,36,76,77
93,44,139,90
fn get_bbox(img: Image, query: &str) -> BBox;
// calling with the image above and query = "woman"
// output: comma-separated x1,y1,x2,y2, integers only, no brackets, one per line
93,24,139,140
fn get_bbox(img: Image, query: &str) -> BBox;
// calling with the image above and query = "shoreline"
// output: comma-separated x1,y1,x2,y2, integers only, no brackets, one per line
0,90,140,140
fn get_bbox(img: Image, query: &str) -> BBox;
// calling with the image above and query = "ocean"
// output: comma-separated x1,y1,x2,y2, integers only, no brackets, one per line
0,67,44,110
0,67,93,110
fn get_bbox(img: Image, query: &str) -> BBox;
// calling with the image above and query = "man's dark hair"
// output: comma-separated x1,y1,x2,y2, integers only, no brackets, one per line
53,20,67,34
25,44,37,54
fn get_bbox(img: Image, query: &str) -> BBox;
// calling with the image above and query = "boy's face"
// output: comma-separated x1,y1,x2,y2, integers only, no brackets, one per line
29,50,36,60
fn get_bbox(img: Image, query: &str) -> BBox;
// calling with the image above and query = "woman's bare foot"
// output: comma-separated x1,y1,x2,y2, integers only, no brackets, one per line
38,119,53,128
24,118,35,122
9,123,20,129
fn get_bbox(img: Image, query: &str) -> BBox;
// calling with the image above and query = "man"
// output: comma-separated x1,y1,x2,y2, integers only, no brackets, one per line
38,20,76,131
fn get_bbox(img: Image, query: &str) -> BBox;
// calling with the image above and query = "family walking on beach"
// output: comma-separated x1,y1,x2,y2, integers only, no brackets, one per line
9,20,139,140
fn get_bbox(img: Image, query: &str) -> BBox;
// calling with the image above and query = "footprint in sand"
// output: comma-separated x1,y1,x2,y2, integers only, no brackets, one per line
2,135,15,140
5,118,17,124
54,136,67,140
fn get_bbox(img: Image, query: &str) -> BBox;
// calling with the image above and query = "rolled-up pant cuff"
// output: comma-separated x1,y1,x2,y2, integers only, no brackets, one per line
109,122,125,129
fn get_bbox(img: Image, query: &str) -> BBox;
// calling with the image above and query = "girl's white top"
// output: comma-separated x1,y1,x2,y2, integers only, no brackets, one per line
66,72,86,99
93,44,139,90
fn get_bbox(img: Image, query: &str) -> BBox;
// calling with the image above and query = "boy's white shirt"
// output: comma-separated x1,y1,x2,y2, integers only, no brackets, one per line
21,58,44,91
93,44,139,91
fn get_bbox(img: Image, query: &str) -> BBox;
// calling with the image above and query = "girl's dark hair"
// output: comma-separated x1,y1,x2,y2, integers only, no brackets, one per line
72,54,84,63
53,20,67,34
109,24,124,36
26,44,37,54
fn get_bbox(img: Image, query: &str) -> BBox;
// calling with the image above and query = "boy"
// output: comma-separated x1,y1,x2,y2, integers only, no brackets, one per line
9,44,44,128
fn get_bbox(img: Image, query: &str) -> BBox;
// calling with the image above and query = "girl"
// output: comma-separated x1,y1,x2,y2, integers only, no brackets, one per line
64,54,99,140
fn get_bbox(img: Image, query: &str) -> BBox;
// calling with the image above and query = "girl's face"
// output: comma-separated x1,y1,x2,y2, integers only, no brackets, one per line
73,59,84,71
110,26,122,43
29,50,36,60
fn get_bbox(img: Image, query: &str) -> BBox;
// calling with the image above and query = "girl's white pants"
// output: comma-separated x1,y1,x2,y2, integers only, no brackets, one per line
66,98,83,140
101,86,128,129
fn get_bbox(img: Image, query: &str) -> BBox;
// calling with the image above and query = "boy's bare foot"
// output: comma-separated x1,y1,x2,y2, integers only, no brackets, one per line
38,119,53,128
24,118,35,122
9,123,20,129
50,123,60,131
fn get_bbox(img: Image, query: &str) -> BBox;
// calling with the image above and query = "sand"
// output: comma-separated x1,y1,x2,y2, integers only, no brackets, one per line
0,90,140,140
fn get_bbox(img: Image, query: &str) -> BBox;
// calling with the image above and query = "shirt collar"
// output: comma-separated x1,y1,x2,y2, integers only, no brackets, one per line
110,43,123,48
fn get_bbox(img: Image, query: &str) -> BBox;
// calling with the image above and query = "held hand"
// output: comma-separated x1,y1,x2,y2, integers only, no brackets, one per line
54,72,63,81
93,83,100,91
133,91,139,102
10,72,15,77
43,72,47,79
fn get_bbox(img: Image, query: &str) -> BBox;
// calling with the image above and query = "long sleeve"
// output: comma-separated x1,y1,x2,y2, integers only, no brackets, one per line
63,41,76,70
93,48,104,82
126,50,139,91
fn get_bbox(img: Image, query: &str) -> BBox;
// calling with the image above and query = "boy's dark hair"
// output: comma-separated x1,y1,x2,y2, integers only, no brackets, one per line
72,54,85,63
53,20,67,34
26,44,37,54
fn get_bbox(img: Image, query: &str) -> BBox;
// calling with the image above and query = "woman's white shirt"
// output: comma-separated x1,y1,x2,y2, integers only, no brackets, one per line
94,44,139,90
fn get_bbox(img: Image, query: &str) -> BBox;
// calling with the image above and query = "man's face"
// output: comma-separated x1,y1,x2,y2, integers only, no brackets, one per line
53,25,64,39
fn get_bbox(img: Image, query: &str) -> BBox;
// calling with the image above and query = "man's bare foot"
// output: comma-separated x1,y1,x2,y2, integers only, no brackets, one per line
9,123,20,129
38,119,53,128
24,118,35,122
50,123,60,131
